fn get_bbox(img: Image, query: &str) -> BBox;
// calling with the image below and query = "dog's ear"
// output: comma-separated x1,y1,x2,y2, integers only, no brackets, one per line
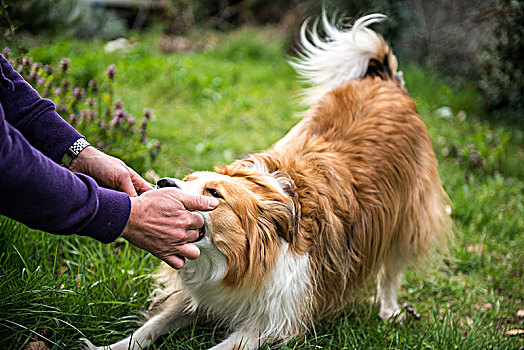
222,199,293,289
258,199,296,243
270,171,300,243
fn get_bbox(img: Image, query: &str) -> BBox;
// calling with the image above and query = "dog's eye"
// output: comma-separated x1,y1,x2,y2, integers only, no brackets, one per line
205,188,224,199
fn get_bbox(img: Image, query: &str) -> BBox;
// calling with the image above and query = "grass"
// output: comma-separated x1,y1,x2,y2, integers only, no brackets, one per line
1,27,523,349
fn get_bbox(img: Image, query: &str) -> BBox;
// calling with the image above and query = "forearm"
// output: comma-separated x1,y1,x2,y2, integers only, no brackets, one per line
0,54,82,164
0,114,130,243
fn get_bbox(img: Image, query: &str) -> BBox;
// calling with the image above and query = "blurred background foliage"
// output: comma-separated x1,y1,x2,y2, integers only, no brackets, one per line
1,0,522,120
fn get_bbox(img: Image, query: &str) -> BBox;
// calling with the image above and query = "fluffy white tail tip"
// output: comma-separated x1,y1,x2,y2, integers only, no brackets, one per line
291,12,396,106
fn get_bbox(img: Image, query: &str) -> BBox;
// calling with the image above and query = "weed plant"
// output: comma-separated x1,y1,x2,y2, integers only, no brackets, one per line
0,28,522,349
3,48,161,173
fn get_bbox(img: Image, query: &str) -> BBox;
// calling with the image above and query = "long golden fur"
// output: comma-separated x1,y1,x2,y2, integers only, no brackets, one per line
220,77,451,320
88,13,452,350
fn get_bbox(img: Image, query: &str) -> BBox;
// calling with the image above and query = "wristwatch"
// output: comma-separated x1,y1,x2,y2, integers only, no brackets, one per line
62,138,91,168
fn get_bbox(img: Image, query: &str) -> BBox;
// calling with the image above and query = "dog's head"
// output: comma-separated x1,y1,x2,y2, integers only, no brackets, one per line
157,168,297,289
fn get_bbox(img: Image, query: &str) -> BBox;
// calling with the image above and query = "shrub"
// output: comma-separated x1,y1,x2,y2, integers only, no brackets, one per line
1,0,128,40
3,48,161,172
478,0,524,117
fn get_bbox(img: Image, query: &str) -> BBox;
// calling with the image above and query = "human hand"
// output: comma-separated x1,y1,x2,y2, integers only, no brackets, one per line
69,146,152,197
120,188,219,269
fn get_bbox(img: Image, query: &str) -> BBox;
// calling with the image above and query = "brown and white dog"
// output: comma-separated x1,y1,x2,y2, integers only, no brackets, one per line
88,13,452,350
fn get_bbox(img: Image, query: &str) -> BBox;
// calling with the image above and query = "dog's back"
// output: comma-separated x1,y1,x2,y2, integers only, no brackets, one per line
265,14,452,320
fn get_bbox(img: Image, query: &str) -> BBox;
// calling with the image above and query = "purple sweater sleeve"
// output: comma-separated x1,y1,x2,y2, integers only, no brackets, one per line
0,56,131,243
0,55,81,164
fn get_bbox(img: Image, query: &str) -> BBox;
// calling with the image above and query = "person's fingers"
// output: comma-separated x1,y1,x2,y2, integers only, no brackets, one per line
163,254,186,269
174,243,200,260
161,243,200,269
118,174,138,197
171,227,199,244
128,168,154,194
186,212,205,229
185,229,200,242
169,189,219,211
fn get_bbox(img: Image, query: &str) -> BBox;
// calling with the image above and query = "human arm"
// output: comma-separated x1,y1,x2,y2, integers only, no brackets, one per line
0,111,219,268
0,108,130,243
0,55,153,197
0,54,84,164
69,146,153,197
0,55,217,267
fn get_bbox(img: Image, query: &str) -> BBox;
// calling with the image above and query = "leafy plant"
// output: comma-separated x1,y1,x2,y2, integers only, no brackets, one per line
3,48,161,172
478,0,524,117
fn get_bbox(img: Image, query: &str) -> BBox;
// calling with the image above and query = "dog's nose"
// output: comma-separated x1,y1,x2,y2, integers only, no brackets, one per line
156,178,180,189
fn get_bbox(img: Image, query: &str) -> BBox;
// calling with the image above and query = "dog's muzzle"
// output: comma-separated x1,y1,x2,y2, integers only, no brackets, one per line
156,177,179,189
194,211,207,242
195,223,206,242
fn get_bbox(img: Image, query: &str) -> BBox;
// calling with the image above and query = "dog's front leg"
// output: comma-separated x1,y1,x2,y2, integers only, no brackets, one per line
85,292,194,350
209,330,266,350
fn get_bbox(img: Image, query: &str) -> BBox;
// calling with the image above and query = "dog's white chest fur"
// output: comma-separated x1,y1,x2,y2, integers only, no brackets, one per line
181,241,311,340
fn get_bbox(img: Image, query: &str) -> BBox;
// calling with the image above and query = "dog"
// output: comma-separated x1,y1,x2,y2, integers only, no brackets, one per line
87,13,452,350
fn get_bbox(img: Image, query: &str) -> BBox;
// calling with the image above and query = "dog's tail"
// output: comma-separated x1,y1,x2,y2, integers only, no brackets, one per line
291,13,402,107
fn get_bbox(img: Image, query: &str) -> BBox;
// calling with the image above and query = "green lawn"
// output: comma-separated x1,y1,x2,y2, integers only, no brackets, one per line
0,28,523,349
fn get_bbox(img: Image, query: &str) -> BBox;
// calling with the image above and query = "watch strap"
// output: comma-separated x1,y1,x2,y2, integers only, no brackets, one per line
62,138,90,168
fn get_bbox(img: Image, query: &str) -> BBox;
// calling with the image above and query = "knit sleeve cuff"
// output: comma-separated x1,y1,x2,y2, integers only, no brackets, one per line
24,103,85,164
78,187,131,244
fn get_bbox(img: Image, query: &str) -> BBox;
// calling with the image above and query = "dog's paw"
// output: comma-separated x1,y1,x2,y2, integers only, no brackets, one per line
379,307,405,323
80,338,101,350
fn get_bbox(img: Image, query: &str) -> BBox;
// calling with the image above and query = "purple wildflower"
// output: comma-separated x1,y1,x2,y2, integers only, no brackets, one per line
88,79,98,91
99,121,106,129
97,142,104,149
22,57,32,67
36,77,46,86
73,87,83,99
154,140,162,149
44,65,53,75
32,62,41,72
144,108,152,119
60,58,70,72
115,100,123,109
106,65,116,80
54,88,62,96
2,47,11,58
